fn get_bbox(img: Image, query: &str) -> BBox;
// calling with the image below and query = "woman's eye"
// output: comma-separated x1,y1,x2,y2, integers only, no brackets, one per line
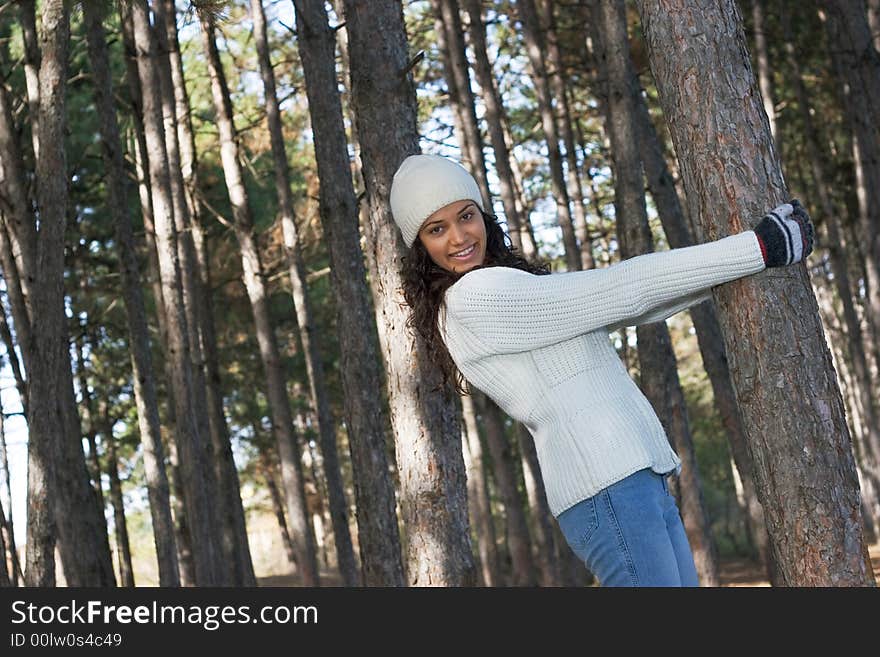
461,212,473,221
430,225,442,234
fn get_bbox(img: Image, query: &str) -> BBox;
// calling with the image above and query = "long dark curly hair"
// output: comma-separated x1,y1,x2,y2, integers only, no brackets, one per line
401,210,550,395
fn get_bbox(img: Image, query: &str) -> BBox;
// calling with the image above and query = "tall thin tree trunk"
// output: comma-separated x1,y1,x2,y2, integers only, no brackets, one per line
595,0,720,586
782,7,880,491
157,0,255,587
0,396,22,585
539,0,595,270
260,0,359,587
24,0,70,587
340,0,476,586
197,9,320,586
103,409,135,588
473,393,536,586
636,0,875,585
515,0,580,271
460,394,501,587
83,0,180,586
129,0,224,586
459,0,534,258
257,452,295,572
434,0,492,208
750,0,778,142
516,423,563,586
821,0,880,401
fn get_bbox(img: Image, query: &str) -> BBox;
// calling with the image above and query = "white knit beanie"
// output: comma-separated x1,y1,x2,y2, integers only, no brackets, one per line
390,154,485,248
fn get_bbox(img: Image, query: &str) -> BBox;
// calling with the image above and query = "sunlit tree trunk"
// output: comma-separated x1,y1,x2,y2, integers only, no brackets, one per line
460,0,535,258
157,0,255,587
460,394,501,587
341,0,476,586
83,0,180,586
636,0,875,585
197,9,320,586
515,0,580,271
539,0,594,270
129,0,224,586
261,0,359,586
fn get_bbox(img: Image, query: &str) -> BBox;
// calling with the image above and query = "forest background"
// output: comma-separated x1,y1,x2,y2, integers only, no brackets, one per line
0,0,879,587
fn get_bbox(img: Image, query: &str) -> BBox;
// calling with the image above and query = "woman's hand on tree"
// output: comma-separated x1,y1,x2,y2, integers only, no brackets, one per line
753,200,815,267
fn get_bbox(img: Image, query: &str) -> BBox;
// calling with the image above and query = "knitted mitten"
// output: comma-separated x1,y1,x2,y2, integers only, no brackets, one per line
754,200,814,267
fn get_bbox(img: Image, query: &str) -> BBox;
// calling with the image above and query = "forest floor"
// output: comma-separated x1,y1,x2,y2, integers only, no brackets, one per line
257,541,880,587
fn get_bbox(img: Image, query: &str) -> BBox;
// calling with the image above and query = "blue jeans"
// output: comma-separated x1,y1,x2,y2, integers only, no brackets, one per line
557,468,700,587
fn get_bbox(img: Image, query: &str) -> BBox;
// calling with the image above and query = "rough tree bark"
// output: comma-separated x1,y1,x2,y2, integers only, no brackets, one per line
340,0,476,586
635,0,875,585
24,0,69,587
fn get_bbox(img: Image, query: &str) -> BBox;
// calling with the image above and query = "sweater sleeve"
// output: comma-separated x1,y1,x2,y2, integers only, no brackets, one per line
444,230,765,354
605,288,711,333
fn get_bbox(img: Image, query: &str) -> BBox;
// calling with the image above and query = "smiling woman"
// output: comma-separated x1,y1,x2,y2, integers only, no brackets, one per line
390,153,814,588
418,200,487,274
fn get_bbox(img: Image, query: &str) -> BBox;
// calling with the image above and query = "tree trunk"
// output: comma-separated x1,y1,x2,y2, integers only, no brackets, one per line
261,0,359,587
539,0,594,270
473,393,536,586
635,0,875,585
515,0,580,271
197,9,320,586
595,0,719,586
516,423,563,586
156,0,255,587
632,49,774,579
340,0,476,586
259,450,297,570
24,0,69,587
434,0,492,209
782,8,880,490
460,394,501,587
821,0,880,398
83,0,180,587
0,398,22,585
750,0,778,142
103,410,135,588
460,0,534,258
0,305,27,412
129,0,225,586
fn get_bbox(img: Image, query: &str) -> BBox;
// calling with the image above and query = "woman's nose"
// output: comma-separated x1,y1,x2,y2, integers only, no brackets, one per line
449,223,467,244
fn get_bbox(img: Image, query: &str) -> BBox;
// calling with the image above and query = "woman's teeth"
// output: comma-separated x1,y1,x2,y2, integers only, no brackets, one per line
451,245,475,258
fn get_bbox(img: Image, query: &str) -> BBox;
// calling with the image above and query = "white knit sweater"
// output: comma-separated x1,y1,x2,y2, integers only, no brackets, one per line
439,230,766,517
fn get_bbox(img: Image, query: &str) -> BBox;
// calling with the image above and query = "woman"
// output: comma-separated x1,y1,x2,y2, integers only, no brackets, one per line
391,154,813,587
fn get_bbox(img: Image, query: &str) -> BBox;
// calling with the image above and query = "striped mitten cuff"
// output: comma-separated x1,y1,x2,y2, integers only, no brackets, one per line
754,200,815,267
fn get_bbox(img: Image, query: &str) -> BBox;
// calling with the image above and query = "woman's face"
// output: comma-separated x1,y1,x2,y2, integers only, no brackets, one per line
417,200,487,274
